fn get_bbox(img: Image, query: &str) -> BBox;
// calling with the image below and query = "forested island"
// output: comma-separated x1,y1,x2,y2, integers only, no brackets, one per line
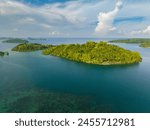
3,38,29,44
0,51,9,56
140,42,150,48
43,41,142,65
110,38,150,44
28,37,47,40
0,37,9,40
110,38,150,48
12,41,142,65
12,43,52,52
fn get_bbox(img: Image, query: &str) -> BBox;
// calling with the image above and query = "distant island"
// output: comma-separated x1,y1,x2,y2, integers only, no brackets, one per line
12,43,52,52
140,42,150,48
0,51,9,56
0,37,9,40
2,38,29,44
110,38,150,48
28,37,47,40
110,38,150,43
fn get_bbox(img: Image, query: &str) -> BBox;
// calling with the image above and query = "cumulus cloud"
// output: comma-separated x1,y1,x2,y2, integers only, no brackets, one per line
95,0,123,35
131,25,150,35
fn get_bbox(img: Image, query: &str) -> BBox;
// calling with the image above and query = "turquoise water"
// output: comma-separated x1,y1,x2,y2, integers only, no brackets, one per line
0,38,150,113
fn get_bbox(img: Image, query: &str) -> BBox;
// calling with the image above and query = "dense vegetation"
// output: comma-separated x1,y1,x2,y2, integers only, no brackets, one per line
3,38,29,44
110,38,150,48
140,42,150,48
43,41,142,65
0,51,9,56
12,43,53,52
109,38,150,44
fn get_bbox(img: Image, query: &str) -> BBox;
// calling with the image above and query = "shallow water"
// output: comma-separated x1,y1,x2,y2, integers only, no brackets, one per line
0,38,150,113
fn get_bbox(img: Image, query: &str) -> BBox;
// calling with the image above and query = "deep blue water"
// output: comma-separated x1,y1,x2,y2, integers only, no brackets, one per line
0,38,150,113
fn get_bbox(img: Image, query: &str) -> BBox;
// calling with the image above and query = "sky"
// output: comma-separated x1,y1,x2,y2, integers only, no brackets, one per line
0,0,150,38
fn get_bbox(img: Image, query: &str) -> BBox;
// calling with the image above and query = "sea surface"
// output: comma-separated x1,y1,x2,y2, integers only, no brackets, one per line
0,38,150,113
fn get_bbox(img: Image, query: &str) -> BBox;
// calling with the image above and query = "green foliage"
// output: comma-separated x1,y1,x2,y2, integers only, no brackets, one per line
110,38,150,44
0,51,5,56
43,41,142,65
140,42,150,48
12,43,53,52
0,51,9,57
110,38,150,48
3,38,29,44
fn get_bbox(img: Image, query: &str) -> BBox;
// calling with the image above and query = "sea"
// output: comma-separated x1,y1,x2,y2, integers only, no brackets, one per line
0,38,150,113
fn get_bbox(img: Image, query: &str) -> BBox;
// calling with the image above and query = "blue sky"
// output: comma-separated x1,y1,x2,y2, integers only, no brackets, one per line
0,0,150,37
18,0,72,5
114,16,145,25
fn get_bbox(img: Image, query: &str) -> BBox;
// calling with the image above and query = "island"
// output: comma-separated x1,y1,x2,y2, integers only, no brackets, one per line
12,43,52,52
28,37,47,40
2,38,29,44
139,42,150,48
12,41,142,65
0,51,9,56
43,41,142,65
109,38,150,44
110,38,150,48
0,37,9,40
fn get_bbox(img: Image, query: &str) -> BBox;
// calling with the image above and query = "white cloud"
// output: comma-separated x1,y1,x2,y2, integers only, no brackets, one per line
19,17,36,24
143,26,150,34
40,24,52,29
12,28,19,32
0,0,32,15
19,17,52,29
131,25,150,35
0,0,105,37
95,0,123,35
0,0,150,37
0,0,88,24
50,31,60,35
